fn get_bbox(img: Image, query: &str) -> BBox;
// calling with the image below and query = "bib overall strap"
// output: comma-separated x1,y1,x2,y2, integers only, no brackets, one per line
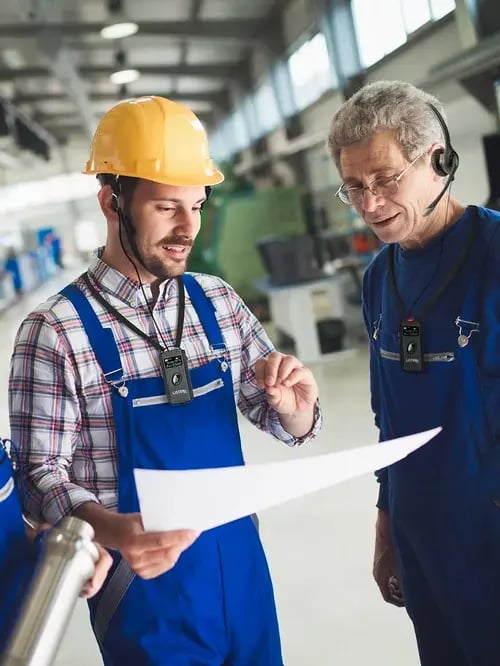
60,284,123,384
182,275,225,348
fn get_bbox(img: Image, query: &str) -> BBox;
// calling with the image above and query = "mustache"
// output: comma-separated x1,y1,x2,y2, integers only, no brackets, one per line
158,236,193,248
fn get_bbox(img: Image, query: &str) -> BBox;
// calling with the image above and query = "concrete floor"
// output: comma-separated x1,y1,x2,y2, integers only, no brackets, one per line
1,267,420,665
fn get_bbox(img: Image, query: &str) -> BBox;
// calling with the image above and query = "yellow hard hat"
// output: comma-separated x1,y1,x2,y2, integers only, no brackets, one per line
83,95,224,187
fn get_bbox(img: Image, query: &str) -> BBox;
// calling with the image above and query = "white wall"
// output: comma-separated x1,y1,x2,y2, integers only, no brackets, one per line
364,21,462,87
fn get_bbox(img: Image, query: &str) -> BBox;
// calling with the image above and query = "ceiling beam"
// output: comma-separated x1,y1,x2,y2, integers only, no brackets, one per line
34,0,97,139
42,109,214,130
191,1,204,21
1,98,57,146
38,42,98,138
34,111,87,122
173,0,204,94
0,20,261,40
0,63,235,80
35,102,214,123
259,0,290,56
14,90,227,105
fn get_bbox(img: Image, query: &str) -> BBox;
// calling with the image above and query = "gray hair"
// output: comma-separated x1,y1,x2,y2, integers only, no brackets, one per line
327,80,447,171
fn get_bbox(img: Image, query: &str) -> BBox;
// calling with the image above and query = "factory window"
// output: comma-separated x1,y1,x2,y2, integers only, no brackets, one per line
401,0,431,33
231,107,250,151
253,80,281,135
352,0,456,67
242,95,260,142
209,120,234,161
288,33,335,110
429,0,456,19
272,61,297,119
352,0,406,67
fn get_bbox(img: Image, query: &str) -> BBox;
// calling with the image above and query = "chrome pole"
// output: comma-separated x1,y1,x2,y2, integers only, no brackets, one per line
1,516,98,666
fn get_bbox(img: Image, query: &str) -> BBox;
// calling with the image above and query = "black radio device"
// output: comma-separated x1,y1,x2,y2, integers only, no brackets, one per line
160,348,193,405
400,318,424,373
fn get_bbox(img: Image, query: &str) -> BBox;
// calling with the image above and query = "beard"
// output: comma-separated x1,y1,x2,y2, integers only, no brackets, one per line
126,233,193,281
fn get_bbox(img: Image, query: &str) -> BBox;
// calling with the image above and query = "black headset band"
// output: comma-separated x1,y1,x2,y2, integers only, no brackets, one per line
428,103,451,149
427,103,459,173
424,102,459,216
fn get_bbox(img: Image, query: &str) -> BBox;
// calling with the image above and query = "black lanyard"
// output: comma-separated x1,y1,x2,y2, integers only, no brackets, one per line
388,210,479,321
82,272,185,351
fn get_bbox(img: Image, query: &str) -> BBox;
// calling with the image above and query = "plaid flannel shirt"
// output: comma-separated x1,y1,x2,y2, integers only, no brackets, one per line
9,253,322,523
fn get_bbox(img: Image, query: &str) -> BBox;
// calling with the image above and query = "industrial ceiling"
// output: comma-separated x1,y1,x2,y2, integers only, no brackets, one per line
0,0,290,158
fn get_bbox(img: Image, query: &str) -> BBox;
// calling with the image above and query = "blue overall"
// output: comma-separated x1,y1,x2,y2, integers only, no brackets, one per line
61,275,283,666
363,206,500,665
0,443,34,653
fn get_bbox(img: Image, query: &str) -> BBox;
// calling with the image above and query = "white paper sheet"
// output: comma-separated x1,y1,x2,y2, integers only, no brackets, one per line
134,427,441,532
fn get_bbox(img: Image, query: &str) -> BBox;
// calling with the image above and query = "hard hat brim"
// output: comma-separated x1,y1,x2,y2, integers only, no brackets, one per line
83,165,224,187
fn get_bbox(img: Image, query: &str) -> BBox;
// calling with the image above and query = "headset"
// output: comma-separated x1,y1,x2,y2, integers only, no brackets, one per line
108,178,141,255
424,103,460,217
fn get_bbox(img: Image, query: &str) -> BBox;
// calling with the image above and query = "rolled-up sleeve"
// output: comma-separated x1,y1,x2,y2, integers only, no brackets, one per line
233,293,322,446
9,311,98,523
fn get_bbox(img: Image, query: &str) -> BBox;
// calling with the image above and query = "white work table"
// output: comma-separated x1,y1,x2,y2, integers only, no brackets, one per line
253,275,349,364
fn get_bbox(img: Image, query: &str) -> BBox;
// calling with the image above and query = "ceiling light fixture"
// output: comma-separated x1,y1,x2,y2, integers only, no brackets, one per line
101,0,138,41
110,69,140,85
100,22,139,40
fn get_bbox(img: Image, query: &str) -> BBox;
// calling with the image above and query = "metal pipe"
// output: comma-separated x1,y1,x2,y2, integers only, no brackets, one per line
1,516,98,666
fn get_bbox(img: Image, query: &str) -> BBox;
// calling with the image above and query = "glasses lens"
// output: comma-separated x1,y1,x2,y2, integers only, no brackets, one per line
336,187,350,204
374,178,399,199
338,187,362,205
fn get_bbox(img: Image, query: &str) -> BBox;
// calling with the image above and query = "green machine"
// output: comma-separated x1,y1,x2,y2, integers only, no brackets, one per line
188,163,307,304
188,161,252,279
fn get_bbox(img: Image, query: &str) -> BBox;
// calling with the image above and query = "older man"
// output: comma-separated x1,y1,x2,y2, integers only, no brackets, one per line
328,80,500,665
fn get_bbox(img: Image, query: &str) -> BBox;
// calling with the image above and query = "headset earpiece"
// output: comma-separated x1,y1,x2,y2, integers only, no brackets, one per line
431,148,448,177
431,146,459,178
448,149,459,173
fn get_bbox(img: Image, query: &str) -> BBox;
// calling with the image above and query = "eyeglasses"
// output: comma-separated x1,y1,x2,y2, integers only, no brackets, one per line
335,153,424,206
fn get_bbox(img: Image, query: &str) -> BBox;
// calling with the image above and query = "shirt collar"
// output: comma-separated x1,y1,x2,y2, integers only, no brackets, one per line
87,247,177,308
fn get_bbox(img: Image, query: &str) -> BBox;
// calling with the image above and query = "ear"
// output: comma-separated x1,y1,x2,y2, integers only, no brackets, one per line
98,184,119,221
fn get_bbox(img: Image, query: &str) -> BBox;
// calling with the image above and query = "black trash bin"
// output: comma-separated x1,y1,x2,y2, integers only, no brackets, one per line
316,318,346,353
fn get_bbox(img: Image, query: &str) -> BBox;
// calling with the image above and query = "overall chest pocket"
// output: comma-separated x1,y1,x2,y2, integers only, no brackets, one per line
375,323,460,442
379,347,455,363
378,327,456,365
132,378,224,408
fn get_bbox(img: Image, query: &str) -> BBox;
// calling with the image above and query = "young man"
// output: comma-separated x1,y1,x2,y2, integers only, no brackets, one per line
328,80,500,666
10,96,321,665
